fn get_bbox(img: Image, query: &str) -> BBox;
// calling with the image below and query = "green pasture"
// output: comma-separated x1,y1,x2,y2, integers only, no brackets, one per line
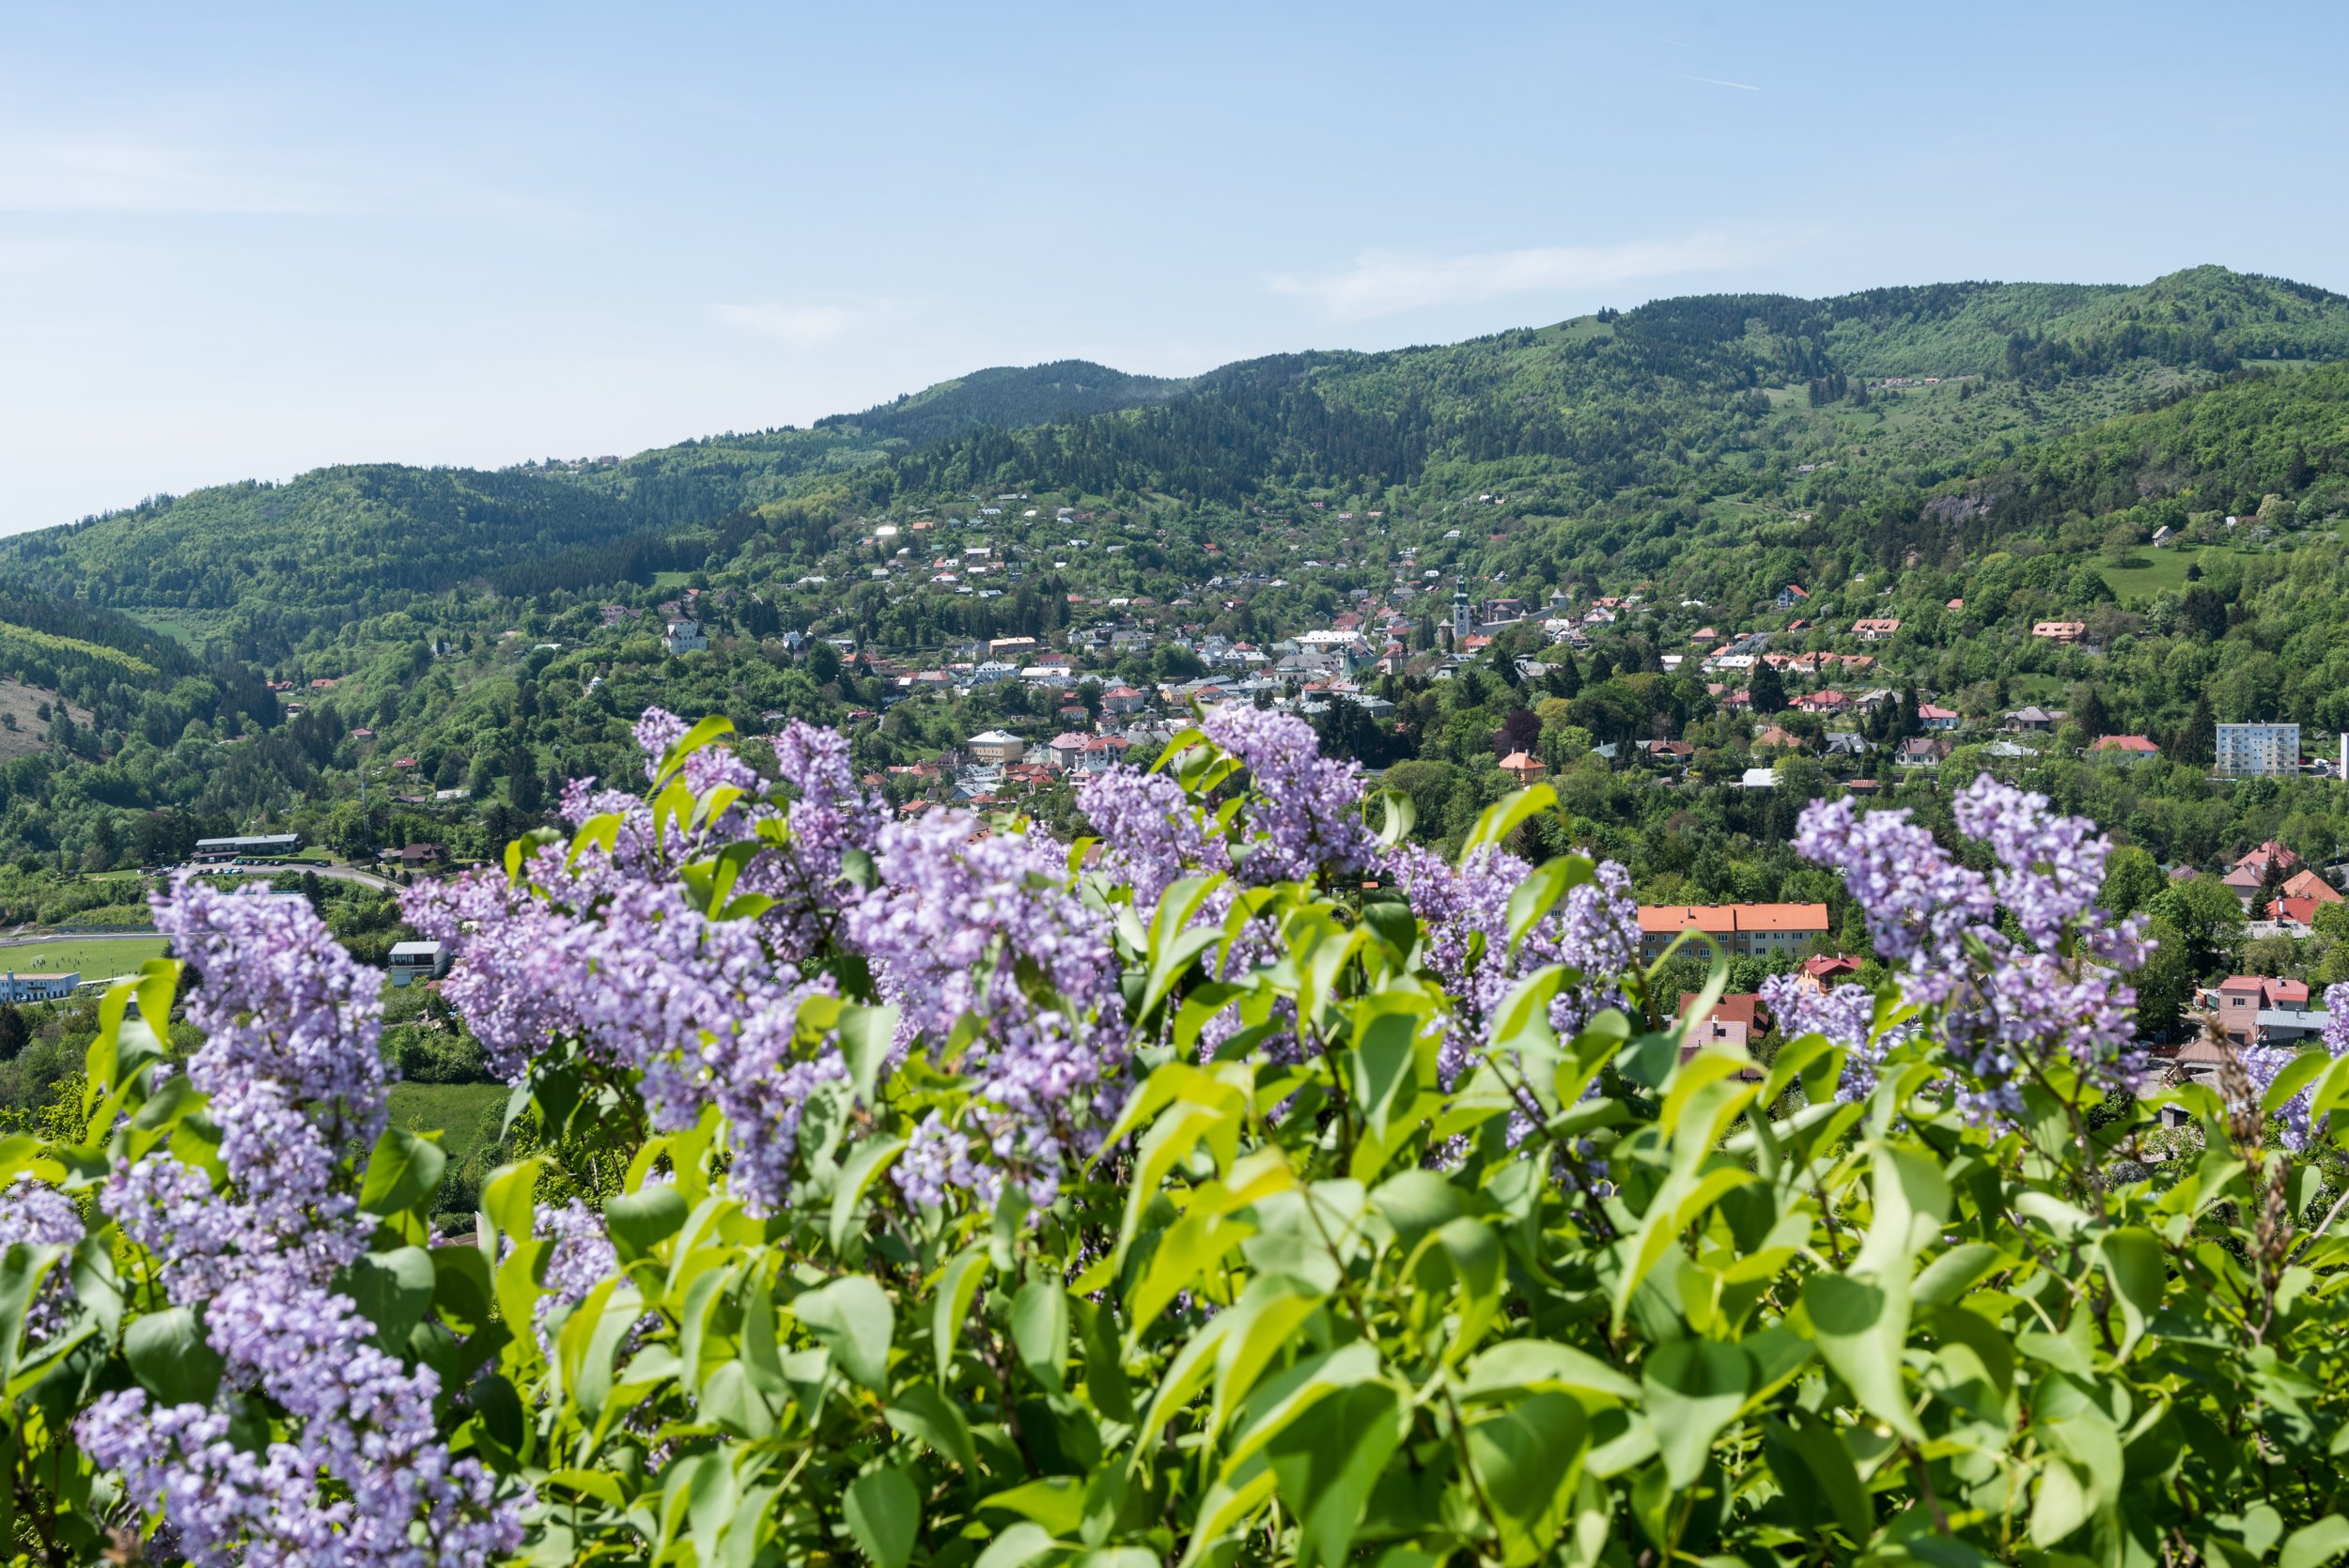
385,1082,508,1169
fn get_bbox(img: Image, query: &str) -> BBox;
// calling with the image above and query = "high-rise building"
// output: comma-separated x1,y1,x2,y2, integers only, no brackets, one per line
2215,722,2300,778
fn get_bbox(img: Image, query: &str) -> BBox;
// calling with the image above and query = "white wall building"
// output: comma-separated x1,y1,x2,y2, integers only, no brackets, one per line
2216,722,2300,778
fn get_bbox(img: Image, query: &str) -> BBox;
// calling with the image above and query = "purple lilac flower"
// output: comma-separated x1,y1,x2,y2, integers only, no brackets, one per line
0,1175,81,1341
1077,764,1228,912
82,878,525,1565
631,706,691,777
1199,707,1377,885
849,809,1126,1208
1758,974,1888,1101
1792,795,1993,1006
2238,982,2349,1149
1790,776,2147,1121
1384,846,1639,1087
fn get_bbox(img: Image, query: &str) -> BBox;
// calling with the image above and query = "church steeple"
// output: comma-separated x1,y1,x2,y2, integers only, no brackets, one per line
1452,575,1471,643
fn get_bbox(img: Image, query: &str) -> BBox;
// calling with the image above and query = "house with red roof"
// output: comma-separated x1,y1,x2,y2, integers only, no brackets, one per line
1799,954,1863,990
2092,734,2160,759
1497,751,1547,784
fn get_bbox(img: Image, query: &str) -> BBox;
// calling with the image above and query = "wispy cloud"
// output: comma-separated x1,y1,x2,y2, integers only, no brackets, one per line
1269,232,1766,321
713,302,874,348
0,136,344,214
1664,71,1761,92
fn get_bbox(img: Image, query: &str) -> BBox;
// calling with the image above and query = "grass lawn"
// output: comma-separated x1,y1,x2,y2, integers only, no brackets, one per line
385,1082,508,1169
650,570,692,588
0,935,169,977
2097,546,2205,600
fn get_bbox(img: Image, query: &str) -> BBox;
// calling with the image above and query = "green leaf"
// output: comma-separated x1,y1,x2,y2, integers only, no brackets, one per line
2282,1515,2349,1568
1464,784,1557,854
343,1246,436,1347
1262,1381,1407,1568
1641,1337,1751,1488
1769,1412,1873,1544
653,713,737,790
982,1476,1086,1537
845,1467,920,1568
838,1004,900,1107
830,1137,907,1254
1462,1341,1640,1406
1208,1275,1325,1440
932,1246,989,1381
1011,1280,1069,1393
1376,789,1415,848
2263,1048,2333,1118
604,1182,689,1261
795,1275,894,1391
1802,1272,1920,1442
0,1243,66,1389
126,1305,224,1406
2030,1457,2092,1547
886,1384,977,1470
2097,1227,2166,1356
1464,1392,1587,1566
481,1157,548,1243
1505,857,1590,953
358,1126,446,1218
972,1522,1063,1568
429,1244,497,1334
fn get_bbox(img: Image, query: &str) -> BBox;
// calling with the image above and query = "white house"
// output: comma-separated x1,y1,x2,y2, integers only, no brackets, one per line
663,619,708,655
388,941,450,987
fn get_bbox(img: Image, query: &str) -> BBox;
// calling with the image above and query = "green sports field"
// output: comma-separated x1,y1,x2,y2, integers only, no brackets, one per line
0,935,170,982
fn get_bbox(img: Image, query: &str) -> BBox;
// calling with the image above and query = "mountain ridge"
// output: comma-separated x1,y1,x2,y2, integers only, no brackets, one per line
7,264,2346,665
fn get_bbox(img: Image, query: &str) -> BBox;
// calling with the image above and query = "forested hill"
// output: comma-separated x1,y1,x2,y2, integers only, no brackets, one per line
816,360,1196,446
4,263,2346,664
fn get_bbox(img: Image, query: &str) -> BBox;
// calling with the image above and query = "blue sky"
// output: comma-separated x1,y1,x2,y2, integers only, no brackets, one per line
1,0,2341,532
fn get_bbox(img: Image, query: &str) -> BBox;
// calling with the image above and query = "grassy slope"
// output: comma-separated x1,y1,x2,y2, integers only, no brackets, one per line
385,1081,507,1168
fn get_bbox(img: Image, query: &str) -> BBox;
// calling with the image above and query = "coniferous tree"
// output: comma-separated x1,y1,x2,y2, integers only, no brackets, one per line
2178,695,2217,767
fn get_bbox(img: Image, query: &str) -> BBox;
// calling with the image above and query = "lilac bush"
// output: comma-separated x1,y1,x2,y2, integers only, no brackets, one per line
72,875,523,1566
47,706,2349,1568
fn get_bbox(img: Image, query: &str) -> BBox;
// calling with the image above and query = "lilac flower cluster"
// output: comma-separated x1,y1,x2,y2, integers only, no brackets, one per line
0,1174,82,1341
848,808,1125,1208
1199,707,1377,884
1077,765,1227,912
1383,845,1640,1087
84,1281,518,1567
2238,981,2349,1149
418,713,1136,1217
1757,974,1889,1101
1791,778,2147,1120
80,877,521,1565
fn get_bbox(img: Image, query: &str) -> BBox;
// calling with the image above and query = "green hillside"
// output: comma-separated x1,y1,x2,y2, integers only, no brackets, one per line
0,262,2343,920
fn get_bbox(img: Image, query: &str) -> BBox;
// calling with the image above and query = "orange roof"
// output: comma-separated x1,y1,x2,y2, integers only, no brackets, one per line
1640,906,1738,935
1637,903,1829,935
2282,869,2341,903
1739,903,1831,932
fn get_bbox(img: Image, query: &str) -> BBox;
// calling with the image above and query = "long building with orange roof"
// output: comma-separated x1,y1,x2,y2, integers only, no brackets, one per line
1637,902,1831,961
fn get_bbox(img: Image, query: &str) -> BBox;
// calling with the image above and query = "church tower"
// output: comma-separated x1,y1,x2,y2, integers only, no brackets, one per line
1452,576,1471,643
